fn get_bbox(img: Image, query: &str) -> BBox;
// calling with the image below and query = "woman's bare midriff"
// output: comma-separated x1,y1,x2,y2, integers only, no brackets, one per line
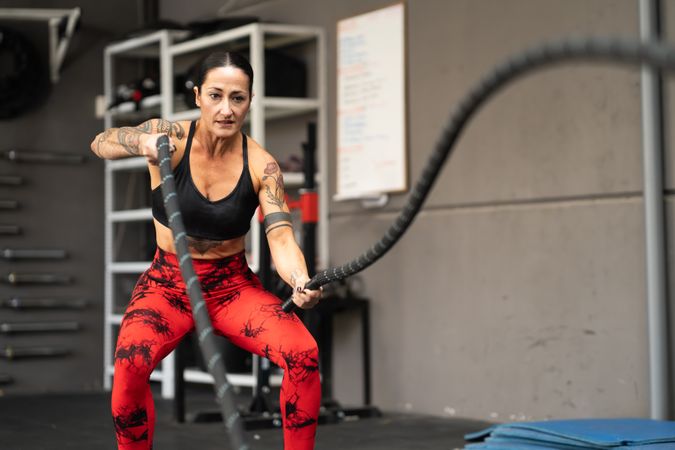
153,219,247,259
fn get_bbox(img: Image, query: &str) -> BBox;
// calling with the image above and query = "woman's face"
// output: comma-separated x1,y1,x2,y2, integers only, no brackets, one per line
194,65,251,138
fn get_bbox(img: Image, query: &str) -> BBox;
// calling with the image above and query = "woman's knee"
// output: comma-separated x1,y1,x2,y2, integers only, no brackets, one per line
113,339,157,383
278,334,320,384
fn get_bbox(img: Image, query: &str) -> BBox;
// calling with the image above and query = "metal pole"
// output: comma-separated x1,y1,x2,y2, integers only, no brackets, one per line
639,0,669,420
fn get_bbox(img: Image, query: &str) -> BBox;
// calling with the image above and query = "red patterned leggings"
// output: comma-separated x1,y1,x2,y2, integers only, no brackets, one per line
112,248,320,450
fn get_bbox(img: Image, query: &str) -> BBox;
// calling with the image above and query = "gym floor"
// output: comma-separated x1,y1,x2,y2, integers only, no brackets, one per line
0,389,491,450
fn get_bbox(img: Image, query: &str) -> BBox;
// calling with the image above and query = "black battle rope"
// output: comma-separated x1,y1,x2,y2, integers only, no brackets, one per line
281,36,675,313
158,37,675,446
156,135,249,450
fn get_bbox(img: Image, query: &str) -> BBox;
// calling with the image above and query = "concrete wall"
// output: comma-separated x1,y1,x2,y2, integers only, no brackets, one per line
330,0,649,421
160,0,661,421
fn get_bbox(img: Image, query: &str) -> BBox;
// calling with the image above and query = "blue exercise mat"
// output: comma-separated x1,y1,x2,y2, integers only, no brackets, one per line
466,443,675,450
471,435,607,450
466,436,588,450
464,419,675,449
466,436,675,450
490,431,607,449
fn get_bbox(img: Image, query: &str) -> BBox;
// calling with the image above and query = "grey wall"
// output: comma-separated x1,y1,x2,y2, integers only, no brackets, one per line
0,0,142,394
160,0,664,421
332,0,650,422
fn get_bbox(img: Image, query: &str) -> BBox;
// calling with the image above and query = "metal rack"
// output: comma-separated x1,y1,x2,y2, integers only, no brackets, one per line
102,25,327,398
0,7,81,83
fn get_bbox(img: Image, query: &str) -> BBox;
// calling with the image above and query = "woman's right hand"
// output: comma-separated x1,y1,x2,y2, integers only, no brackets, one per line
139,133,175,165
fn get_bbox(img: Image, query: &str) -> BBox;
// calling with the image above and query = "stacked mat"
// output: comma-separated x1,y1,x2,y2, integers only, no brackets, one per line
464,418,675,449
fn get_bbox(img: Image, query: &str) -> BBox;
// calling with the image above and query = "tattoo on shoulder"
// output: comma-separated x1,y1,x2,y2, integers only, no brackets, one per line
156,119,173,136
187,236,224,255
136,121,153,133
171,122,186,139
262,162,285,209
156,119,185,140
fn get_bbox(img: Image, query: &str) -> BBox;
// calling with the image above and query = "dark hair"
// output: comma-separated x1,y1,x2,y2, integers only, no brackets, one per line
196,51,254,94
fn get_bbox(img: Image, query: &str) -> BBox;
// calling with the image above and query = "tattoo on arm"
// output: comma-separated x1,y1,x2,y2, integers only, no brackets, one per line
262,162,285,209
137,120,153,133
265,223,292,234
290,269,304,290
171,122,186,139
94,128,114,157
157,119,171,134
117,128,142,156
94,119,183,159
159,119,186,139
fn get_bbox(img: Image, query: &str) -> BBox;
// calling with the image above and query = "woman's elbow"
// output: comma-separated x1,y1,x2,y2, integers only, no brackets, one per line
90,134,102,157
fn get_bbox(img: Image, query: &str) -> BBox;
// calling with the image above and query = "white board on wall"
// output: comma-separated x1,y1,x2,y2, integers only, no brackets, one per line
335,2,407,200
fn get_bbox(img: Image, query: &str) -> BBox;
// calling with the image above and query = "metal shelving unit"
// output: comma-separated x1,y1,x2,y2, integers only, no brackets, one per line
102,25,327,399
0,7,81,83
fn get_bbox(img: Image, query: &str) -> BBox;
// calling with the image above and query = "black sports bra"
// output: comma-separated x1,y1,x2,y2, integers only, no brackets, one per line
151,121,259,241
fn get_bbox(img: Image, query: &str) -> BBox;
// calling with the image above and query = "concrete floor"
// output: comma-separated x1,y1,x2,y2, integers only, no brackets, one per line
0,391,492,449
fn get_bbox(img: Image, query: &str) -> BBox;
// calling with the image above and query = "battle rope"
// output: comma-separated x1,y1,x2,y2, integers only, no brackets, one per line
281,36,675,312
157,135,249,450
158,37,675,446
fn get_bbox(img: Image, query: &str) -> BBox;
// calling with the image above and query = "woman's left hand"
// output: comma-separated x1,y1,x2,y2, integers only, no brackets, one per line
292,275,322,310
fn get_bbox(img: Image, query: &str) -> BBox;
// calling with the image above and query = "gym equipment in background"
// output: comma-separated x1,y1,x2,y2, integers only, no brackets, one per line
0,26,50,119
0,345,70,360
0,320,80,334
0,149,85,164
0,297,87,310
108,76,160,111
2,272,72,285
0,248,67,260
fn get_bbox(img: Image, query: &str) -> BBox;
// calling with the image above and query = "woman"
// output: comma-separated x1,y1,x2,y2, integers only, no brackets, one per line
91,51,322,450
